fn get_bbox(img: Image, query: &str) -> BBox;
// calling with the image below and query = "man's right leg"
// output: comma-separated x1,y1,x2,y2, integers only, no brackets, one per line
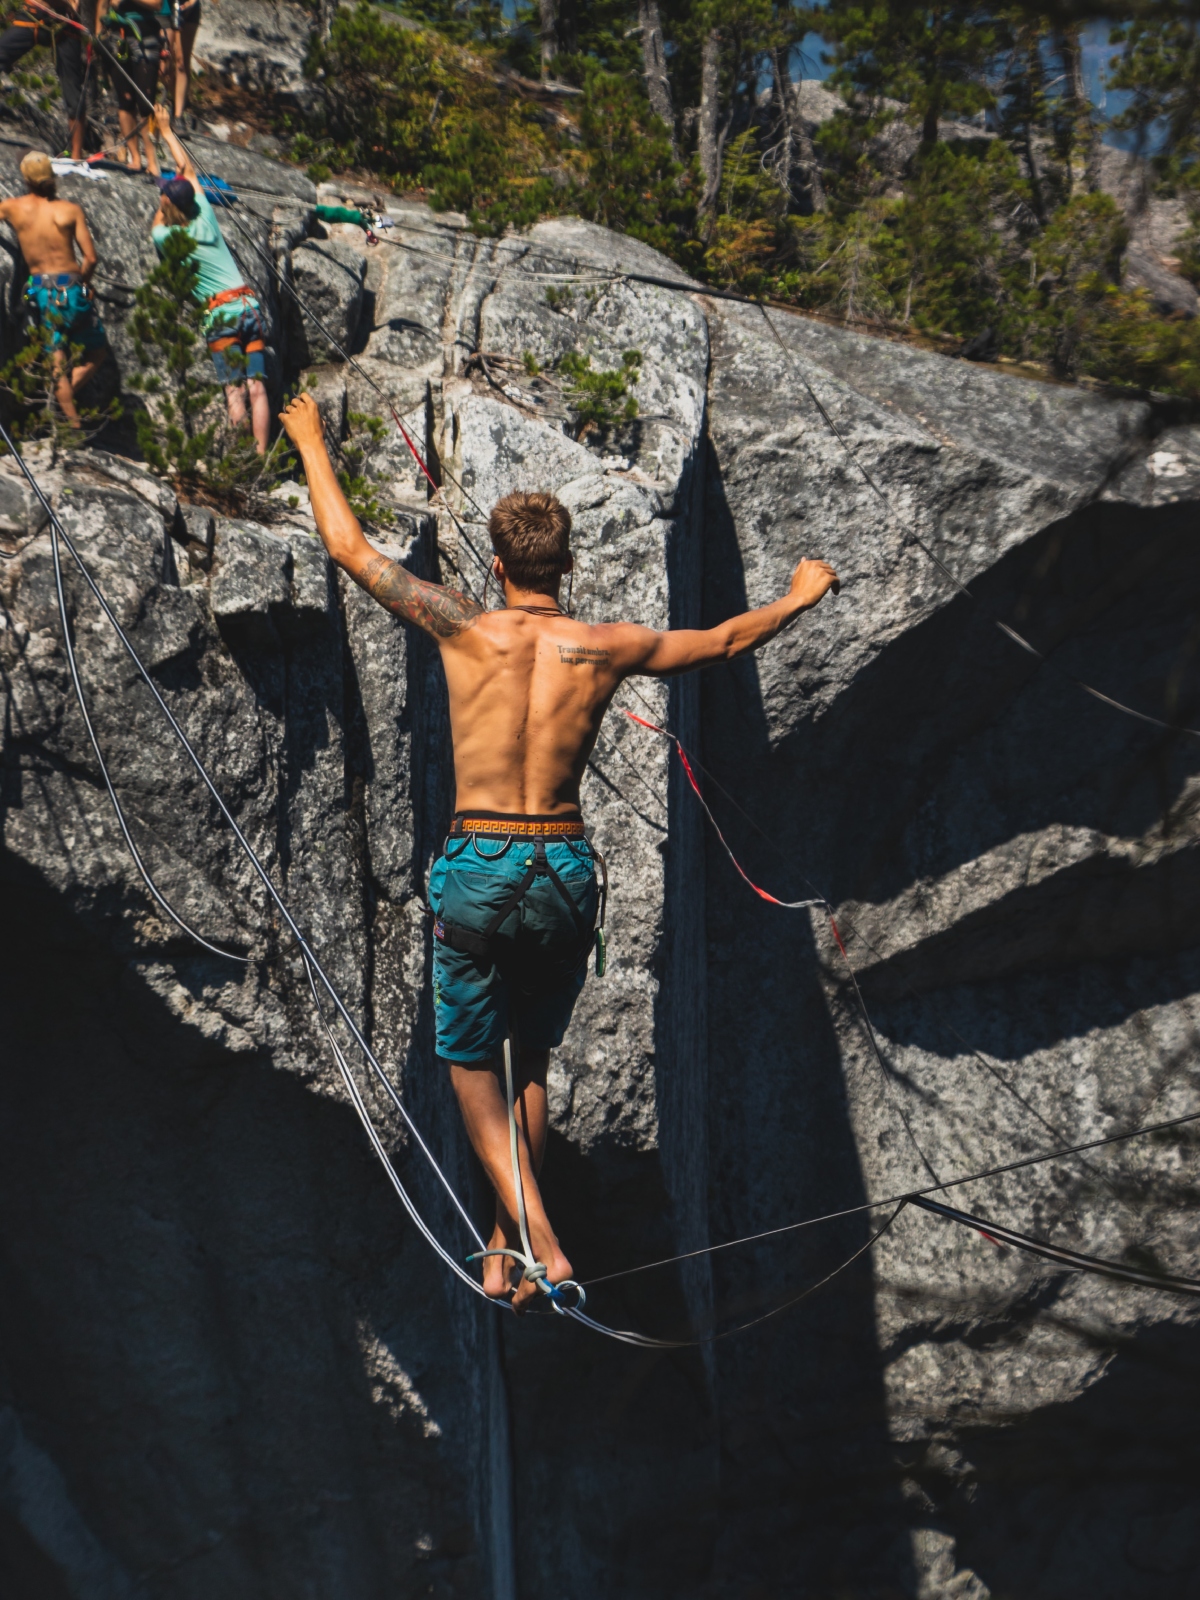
449,1050,572,1310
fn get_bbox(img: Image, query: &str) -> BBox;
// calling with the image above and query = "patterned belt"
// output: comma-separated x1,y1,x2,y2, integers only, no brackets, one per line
449,811,586,839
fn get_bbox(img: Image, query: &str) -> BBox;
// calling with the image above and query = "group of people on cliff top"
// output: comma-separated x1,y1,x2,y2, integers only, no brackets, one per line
0,0,265,443
0,103,268,447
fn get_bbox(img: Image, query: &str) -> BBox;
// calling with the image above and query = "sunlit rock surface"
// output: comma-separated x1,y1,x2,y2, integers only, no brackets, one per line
1,114,1198,1600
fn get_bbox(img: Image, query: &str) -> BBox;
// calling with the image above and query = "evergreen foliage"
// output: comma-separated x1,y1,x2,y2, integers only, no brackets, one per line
128,228,223,482
558,349,642,434
127,231,287,505
0,323,119,449
280,0,1200,402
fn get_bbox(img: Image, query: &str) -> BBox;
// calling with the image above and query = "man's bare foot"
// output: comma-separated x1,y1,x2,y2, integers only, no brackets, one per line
481,1220,519,1299
511,1243,574,1313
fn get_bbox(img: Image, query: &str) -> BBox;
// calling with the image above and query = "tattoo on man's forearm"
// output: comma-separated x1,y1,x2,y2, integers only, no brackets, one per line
557,644,611,667
356,553,482,637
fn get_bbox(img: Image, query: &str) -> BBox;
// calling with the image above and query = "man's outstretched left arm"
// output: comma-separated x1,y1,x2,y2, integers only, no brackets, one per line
280,394,482,640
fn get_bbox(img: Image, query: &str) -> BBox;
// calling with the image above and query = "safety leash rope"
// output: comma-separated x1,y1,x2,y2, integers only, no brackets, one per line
623,710,826,914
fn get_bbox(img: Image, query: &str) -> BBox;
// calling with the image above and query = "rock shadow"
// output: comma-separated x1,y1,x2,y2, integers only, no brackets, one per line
918,1317,1200,1600
0,851,496,1599
699,443,917,1595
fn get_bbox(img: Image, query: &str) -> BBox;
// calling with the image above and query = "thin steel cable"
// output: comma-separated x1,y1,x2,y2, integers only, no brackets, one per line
575,1201,907,1349
39,464,246,961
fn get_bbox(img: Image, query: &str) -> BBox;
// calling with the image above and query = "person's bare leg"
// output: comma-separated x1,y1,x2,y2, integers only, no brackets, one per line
140,121,160,177
450,1049,572,1310
117,109,141,169
52,352,81,428
68,116,83,161
175,17,198,120
70,346,108,398
247,376,270,454
478,1047,551,1298
225,381,247,432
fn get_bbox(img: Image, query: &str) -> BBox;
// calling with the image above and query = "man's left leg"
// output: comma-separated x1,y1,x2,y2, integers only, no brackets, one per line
52,352,81,427
450,1046,573,1311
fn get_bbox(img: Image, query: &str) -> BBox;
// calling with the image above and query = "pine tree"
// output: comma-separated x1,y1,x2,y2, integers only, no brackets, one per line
127,228,221,482
818,1,998,145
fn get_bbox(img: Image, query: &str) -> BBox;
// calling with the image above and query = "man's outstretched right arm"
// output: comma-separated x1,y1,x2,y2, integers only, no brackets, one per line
280,394,483,639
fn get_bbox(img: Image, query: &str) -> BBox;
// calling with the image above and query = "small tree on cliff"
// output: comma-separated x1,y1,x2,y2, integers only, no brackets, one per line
127,228,272,498
127,228,222,482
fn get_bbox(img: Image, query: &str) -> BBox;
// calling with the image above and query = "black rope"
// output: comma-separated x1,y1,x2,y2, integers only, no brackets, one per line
911,1195,1200,1297
581,1105,1200,1287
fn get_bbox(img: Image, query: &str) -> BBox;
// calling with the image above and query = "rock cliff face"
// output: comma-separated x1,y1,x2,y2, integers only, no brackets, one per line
1,127,1198,1600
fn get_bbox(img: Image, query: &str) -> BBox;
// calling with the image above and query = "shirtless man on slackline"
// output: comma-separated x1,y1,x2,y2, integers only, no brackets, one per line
281,393,840,1311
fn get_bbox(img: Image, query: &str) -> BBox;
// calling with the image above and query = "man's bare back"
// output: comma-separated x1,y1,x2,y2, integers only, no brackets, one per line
0,191,97,280
285,392,837,813
280,391,838,1310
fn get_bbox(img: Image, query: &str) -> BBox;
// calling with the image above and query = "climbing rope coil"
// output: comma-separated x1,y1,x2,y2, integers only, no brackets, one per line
2,31,1199,1343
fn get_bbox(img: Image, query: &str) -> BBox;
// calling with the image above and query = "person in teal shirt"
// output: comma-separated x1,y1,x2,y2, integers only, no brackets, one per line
147,105,269,452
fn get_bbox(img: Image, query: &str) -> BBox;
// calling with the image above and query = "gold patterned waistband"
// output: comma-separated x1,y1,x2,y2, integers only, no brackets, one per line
449,812,586,839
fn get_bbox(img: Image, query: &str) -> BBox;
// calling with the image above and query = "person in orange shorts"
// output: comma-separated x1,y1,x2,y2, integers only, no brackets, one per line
148,106,269,452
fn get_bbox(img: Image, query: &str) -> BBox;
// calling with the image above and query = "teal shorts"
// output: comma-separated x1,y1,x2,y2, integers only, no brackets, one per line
429,833,598,1063
26,274,107,354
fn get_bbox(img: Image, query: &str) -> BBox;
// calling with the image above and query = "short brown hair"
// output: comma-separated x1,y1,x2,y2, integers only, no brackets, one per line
488,491,571,593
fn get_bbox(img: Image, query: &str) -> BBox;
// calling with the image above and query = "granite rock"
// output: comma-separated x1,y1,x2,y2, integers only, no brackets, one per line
1,119,1199,1600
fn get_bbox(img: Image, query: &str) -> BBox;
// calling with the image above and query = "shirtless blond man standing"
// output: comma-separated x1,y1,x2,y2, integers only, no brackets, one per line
281,393,839,1310
0,152,110,428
